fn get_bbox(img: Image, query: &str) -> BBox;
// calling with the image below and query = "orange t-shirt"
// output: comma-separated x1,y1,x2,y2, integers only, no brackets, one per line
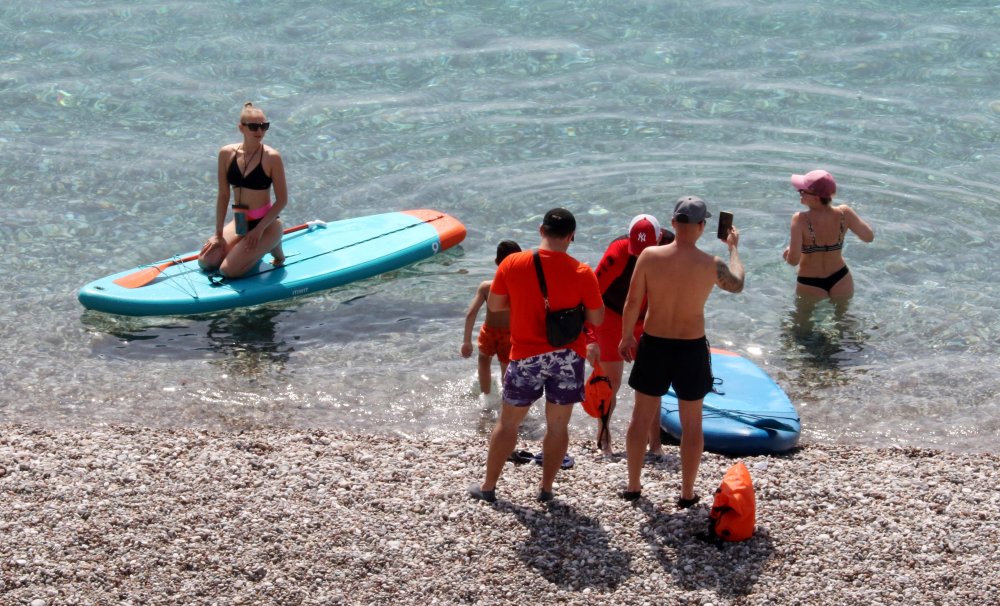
491,249,603,361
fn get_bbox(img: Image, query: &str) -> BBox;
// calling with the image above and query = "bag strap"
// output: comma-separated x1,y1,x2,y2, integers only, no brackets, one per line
532,250,551,310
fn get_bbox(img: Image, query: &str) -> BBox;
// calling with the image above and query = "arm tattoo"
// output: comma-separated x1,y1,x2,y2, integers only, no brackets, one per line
716,257,745,293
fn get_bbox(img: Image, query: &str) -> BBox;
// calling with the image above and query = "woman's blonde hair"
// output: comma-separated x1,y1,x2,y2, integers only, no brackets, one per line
239,101,263,122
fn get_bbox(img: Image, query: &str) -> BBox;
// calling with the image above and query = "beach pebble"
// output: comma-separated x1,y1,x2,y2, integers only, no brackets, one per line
0,426,996,605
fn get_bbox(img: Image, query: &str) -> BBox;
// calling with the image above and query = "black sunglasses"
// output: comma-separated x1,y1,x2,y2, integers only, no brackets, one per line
242,122,270,132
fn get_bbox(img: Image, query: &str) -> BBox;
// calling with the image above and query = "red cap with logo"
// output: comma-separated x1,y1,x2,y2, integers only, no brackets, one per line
628,214,661,256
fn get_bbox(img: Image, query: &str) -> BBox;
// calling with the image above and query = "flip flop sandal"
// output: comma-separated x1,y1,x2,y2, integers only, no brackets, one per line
532,452,575,470
676,495,701,509
468,483,497,503
507,449,534,465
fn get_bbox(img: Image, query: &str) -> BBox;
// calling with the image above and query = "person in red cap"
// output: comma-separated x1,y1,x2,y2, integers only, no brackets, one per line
619,196,744,509
782,169,874,299
586,214,674,457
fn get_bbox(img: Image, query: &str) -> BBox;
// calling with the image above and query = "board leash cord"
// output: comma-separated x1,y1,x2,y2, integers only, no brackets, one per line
664,409,800,423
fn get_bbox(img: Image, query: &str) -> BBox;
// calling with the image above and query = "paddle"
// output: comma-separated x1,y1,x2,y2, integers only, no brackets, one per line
666,388,799,433
112,220,326,289
702,403,799,433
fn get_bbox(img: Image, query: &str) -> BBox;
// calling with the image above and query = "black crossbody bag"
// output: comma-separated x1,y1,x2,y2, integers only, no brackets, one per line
533,250,585,348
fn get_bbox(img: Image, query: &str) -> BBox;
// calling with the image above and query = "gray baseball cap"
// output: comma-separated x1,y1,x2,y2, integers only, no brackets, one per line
672,195,711,224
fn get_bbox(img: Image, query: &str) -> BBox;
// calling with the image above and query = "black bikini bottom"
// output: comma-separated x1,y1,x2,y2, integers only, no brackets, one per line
245,215,280,233
797,266,849,293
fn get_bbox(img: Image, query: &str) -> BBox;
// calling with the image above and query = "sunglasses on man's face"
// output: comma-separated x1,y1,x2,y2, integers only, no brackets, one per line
242,122,270,132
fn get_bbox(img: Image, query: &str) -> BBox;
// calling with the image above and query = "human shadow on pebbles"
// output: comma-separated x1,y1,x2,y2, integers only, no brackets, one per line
635,499,775,598
502,501,632,590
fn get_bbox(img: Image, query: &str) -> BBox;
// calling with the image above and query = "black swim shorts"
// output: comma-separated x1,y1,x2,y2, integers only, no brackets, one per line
627,334,713,401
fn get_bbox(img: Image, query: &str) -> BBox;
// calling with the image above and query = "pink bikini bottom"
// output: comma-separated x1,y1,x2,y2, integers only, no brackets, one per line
245,202,272,220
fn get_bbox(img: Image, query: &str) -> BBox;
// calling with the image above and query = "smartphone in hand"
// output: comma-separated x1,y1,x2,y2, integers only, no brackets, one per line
717,211,733,240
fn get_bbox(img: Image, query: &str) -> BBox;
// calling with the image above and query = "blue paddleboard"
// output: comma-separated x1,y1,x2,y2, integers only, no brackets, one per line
78,209,466,316
660,348,800,456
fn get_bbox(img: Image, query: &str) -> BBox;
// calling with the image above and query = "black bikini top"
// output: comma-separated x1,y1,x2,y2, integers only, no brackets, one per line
226,146,272,190
801,211,846,254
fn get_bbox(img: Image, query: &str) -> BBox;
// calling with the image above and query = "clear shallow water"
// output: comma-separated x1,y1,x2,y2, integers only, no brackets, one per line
1,0,998,452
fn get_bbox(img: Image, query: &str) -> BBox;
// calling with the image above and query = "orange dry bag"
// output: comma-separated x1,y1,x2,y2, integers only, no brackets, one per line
581,363,613,448
581,363,612,419
709,462,756,541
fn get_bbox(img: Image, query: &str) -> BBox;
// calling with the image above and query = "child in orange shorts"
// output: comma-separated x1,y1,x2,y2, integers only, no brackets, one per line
461,240,521,394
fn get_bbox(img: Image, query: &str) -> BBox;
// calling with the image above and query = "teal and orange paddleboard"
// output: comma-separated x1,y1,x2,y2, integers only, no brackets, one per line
78,209,466,316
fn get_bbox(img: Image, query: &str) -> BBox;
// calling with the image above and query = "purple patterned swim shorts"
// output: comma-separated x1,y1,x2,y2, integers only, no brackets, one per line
502,349,585,406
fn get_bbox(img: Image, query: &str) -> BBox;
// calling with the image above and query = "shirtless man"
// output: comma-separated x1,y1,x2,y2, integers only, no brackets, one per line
618,196,745,508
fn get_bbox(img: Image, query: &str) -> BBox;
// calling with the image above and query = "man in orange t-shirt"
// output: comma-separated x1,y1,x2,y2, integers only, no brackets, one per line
469,208,604,504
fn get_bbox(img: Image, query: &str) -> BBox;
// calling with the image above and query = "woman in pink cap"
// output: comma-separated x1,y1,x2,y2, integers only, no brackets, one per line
782,169,874,299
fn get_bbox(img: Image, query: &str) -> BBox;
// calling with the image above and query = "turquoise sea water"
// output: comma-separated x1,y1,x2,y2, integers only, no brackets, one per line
1,1,998,452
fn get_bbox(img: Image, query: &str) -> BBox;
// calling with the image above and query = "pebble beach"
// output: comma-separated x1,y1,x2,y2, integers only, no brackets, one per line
1,425,998,606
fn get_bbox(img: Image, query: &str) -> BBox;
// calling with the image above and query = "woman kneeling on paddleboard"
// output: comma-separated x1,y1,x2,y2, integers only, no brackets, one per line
199,102,288,278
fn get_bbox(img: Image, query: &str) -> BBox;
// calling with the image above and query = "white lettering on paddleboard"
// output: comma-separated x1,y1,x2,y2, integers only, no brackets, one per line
432,242,440,253
292,287,310,296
